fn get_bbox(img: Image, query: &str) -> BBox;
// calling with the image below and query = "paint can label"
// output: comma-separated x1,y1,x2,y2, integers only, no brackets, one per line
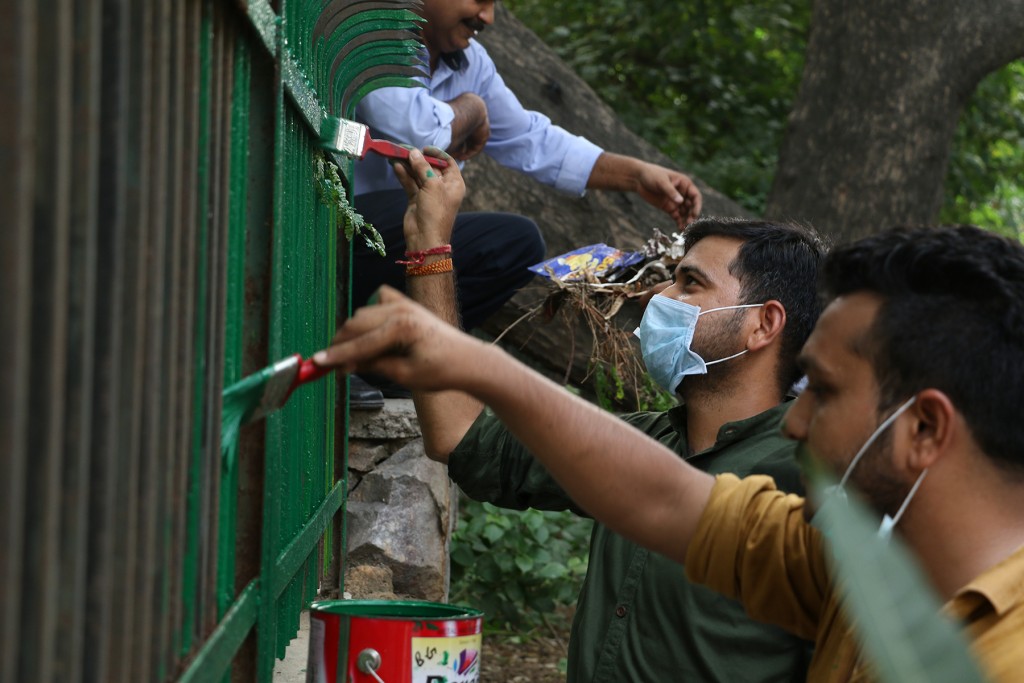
412,635,481,682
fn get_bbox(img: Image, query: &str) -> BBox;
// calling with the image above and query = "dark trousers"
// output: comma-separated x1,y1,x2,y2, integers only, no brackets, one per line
352,190,546,331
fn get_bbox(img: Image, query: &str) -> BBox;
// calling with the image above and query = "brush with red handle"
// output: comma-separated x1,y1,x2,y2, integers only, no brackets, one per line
220,354,334,448
320,116,448,169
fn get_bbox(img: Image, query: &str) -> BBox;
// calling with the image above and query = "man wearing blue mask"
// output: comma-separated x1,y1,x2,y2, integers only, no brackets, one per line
320,192,1024,679
333,151,826,681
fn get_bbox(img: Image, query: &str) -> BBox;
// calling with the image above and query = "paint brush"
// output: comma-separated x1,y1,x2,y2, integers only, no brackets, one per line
320,116,448,169
220,354,333,449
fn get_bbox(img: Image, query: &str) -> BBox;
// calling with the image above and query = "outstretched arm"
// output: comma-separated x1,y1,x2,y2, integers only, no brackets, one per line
587,152,703,229
314,286,714,564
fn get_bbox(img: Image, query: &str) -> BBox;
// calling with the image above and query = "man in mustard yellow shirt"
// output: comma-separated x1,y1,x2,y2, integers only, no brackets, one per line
316,152,1023,681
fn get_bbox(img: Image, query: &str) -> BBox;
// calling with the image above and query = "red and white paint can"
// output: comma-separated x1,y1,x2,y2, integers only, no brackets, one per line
307,600,483,683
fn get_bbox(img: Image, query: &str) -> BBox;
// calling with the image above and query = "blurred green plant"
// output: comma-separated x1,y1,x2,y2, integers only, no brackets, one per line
592,360,676,413
450,498,593,630
801,449,990,682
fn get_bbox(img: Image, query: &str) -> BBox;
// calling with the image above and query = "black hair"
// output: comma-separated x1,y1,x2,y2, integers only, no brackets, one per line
684,217,828,395
821,225,1024,476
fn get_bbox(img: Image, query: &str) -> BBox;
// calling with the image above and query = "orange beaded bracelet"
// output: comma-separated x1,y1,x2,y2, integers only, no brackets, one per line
406,257,454,277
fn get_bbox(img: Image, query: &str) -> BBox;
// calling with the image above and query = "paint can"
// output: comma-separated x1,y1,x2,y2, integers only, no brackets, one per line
307,599,483,683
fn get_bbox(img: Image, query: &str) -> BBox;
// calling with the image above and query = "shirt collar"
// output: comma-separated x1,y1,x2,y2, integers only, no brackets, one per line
666,399,793,455
948,543,1024,620
440,49,465,71
431,41,474,85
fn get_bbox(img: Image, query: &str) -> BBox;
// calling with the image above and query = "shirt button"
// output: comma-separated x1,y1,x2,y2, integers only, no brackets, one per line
615,605,628,618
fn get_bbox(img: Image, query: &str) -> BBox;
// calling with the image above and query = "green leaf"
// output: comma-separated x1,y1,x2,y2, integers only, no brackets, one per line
515,554,535,572
483,523,505,543
449,493,593,629
451,545,476,567
538,563,567,580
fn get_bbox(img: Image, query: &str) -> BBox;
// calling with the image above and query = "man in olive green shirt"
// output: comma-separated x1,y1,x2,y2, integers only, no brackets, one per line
450,404,810,681
326,150,826,680
319,195,1024,680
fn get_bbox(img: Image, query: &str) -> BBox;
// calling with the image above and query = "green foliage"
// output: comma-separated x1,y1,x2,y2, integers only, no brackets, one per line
505,0,810,213
592,360,625,411
449,498,593,630
941,61,1024,239
592,360,676,413
314,155,386,255
506,2,1024,232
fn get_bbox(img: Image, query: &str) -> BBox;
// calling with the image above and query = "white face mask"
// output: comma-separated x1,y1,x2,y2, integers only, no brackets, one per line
634,296,764,394
811,396,926,541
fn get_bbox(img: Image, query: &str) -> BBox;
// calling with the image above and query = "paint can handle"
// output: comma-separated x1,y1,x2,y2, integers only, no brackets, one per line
357,649,386,683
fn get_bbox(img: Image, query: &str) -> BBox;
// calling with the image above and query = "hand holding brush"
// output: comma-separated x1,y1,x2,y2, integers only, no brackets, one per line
321,116,448,169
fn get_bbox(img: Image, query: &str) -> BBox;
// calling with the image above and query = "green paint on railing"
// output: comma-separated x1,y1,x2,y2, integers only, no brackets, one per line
241,0,278,56
181,0,215,656
282,50,322,136
178,580,260,683
217,30,253,620
271,481,345,600
256,25,291,678
182,1,435,680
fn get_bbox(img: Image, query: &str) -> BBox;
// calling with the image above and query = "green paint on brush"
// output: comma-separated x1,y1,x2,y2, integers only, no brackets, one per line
220,364,278,458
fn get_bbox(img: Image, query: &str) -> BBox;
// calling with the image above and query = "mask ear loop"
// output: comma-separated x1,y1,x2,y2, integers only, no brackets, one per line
697,303,764,367
704,348,748,366
697,303,764,316
838,396,917,490
887,469,928,529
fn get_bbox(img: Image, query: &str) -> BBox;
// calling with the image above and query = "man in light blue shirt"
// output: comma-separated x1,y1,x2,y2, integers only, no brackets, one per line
350,0,702,404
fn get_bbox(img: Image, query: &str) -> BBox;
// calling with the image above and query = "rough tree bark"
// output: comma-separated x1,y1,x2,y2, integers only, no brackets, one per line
463,6,747,403
766,0,1024,243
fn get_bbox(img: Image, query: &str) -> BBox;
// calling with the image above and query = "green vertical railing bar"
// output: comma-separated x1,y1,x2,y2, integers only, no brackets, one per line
182,0,215,656
172,1,432,679
282,53,322,135
217,23,252,620
255,7,289,675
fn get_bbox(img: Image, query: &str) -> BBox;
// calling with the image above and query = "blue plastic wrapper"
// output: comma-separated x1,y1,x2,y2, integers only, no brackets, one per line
529,243,644,282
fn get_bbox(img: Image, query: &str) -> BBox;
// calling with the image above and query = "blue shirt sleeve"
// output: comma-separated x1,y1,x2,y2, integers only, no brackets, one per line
353,41,603,197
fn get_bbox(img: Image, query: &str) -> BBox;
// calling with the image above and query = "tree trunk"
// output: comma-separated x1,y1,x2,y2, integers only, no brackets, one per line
766,0,1024,243
464,6,748,405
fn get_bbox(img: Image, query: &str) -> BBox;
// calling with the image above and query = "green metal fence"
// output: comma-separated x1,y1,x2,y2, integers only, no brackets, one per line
0,0,423,681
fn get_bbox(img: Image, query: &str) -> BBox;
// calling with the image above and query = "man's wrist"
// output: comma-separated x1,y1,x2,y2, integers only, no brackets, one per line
397,244,452,266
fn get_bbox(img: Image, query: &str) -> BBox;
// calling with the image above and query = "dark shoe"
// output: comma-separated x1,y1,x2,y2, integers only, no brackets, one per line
359,372,413,400
349,375,385,410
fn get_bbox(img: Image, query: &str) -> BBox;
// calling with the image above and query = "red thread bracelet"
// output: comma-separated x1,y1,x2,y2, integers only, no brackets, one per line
397,244,452,266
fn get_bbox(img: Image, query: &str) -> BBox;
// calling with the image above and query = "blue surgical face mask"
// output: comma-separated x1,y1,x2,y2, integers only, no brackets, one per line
810,396,926,541
634,296,764,394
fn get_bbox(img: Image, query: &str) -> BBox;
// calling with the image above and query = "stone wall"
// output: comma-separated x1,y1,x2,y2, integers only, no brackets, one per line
344,399,457,602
